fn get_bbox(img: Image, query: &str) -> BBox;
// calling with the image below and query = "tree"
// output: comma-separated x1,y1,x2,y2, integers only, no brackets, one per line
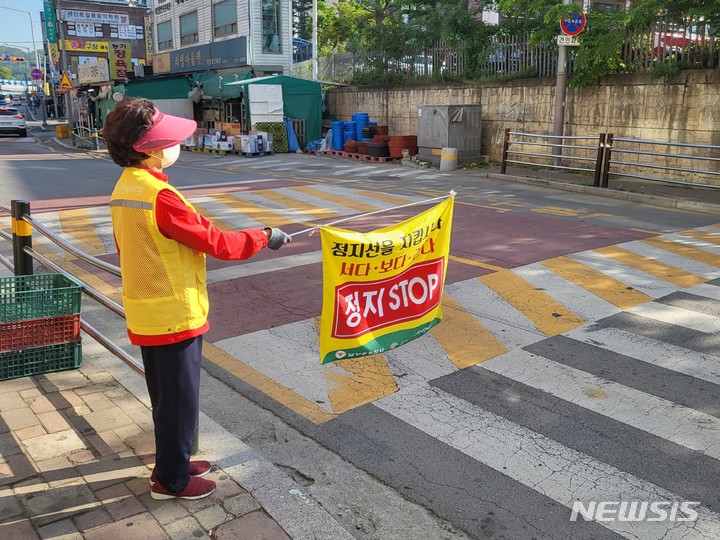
0,66,12,79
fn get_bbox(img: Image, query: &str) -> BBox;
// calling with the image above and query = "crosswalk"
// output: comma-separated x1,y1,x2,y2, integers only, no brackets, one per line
195,154,454,180
4,184,720,537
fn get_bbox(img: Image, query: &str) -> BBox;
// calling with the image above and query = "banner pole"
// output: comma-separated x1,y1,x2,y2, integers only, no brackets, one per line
289,190,456,238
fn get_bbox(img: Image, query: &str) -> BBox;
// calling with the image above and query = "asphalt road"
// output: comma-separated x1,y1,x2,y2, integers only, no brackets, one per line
3,128,720,539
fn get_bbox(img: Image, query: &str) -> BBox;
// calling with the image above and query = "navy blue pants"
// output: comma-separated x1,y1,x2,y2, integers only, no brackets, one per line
141,336,202,492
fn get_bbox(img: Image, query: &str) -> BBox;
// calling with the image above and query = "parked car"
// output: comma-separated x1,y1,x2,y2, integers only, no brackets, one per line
0,107,27,137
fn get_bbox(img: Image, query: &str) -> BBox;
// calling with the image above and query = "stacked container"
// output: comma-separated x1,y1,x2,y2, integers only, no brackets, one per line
0,274,83,381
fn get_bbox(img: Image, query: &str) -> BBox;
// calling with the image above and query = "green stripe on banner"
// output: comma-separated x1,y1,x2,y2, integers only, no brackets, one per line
321,318,442,364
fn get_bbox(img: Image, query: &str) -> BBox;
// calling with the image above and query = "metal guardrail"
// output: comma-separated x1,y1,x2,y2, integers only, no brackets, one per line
0,200,142,375
501,129,720,190
501,129,606,187
602,136,720,189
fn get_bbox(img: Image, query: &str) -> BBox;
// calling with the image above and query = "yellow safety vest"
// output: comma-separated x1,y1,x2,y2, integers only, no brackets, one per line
110,167,208,337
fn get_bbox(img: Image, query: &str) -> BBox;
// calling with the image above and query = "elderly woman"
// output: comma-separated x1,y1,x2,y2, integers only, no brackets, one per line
104,97,291,500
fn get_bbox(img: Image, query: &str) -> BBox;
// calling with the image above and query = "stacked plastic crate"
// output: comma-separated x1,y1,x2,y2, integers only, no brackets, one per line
0,274,83,381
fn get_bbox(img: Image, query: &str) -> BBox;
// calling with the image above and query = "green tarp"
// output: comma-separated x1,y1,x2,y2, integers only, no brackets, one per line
191,71,253,100
223,75,322,143
125,76,191,100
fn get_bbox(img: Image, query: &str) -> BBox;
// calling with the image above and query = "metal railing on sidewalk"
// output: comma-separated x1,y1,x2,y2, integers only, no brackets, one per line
0,200,139,375
501,129,720,190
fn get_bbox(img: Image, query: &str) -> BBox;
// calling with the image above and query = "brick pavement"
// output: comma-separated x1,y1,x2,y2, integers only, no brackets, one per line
0,338,351,540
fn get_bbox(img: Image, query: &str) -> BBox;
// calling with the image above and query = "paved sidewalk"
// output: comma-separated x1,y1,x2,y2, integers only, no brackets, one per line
0,337,353,540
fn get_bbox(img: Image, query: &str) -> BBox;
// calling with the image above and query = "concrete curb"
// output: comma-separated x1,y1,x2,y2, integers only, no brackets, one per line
482,172,720,216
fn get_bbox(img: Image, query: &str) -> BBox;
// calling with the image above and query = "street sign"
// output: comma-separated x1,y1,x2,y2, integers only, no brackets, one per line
31,68,43,81
560,12,586,36
557,35,581,46
60,71,73,90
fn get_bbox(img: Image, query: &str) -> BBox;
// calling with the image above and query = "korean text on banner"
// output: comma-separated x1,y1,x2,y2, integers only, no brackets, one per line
319,197,454,364
109,42,130,80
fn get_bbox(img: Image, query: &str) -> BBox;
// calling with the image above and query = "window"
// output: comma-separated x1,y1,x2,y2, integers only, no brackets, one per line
262,0,281,53
157,20,172,51
214,0,237,38
180,11,199,46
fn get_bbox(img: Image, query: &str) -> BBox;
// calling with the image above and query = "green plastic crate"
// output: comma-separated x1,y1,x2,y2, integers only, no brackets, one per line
0,340,82,381
0,274,82,323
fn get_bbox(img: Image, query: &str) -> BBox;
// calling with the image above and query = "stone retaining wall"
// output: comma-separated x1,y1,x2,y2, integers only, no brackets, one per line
326,70,720,183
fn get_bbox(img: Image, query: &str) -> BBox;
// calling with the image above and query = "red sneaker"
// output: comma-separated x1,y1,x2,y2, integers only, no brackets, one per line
149,460,212,486
151,476,216,500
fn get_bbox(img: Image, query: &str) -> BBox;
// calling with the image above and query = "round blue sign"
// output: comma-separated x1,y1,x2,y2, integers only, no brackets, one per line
30,68,43,80
560,12,586,36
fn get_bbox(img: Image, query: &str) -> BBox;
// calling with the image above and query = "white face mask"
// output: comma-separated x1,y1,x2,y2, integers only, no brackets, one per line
159,144,181,168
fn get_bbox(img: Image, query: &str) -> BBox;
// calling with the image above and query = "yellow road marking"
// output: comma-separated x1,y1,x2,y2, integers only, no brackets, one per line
326,355,398,415
430,295,508,368
203,341,337,425
57,209,105,255
253,189,339,220
541,256,652,309
193,203,235,231
355,190,415,206
290,186,379,214
679,229,720,246
630,227,661,234
594,245,705,288
641,237,720,268
480,270,585,335
449,255,505,272
211,192,298,228
311,318,398,414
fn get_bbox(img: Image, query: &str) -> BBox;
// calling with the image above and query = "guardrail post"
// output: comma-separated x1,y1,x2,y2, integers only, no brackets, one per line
601,133,613,188
11,200,33,276
91,128,100,151
593,133,606,187
500,128,510,174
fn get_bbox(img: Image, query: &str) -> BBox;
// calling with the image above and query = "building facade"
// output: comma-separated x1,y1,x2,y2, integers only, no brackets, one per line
150,0,293,78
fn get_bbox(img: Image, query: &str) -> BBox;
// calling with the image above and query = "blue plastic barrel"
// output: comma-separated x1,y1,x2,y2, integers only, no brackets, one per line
332,120,344,150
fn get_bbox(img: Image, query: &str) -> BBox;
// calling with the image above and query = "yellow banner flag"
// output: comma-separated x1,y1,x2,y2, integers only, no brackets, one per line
319,197,454,364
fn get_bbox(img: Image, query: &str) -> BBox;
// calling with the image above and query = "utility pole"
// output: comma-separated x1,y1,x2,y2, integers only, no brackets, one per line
312,0,318,80
551,0,572,167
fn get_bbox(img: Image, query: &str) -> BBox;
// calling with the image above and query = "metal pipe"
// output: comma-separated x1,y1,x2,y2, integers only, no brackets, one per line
608,160,720,177
80,320,144,376
289,192,455,237
23,247,125,317
21,214,121,276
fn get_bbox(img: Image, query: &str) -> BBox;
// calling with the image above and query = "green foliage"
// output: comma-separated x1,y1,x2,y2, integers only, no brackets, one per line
0,66,12,79
568,10,627,87
651,59,681,79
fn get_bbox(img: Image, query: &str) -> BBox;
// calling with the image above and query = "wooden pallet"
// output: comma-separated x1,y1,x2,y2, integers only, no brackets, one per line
238,151,275,158
317,150,399,163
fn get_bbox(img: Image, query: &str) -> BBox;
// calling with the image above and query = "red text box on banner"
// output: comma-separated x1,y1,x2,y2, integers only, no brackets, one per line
319,197,454,364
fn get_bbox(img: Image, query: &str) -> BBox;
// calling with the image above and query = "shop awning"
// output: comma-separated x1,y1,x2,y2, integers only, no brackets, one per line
191,70,253,100
125,76,192,100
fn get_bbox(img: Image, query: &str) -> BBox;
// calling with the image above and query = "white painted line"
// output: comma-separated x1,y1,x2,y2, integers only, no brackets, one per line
444,279,545,350
307,184,414,209
512,262,620,322
661,232,720,255
330,165,377,176
626,302,720,334
216,319,334,412
189,195,266,229
281,187,369,216
229,191,317,222
377,382,720,540
483,349,720,460
566,325,720,387
617,240,720,279
570,250,679,298
207,250,322,283
684,283,720,301
179,178,288,190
